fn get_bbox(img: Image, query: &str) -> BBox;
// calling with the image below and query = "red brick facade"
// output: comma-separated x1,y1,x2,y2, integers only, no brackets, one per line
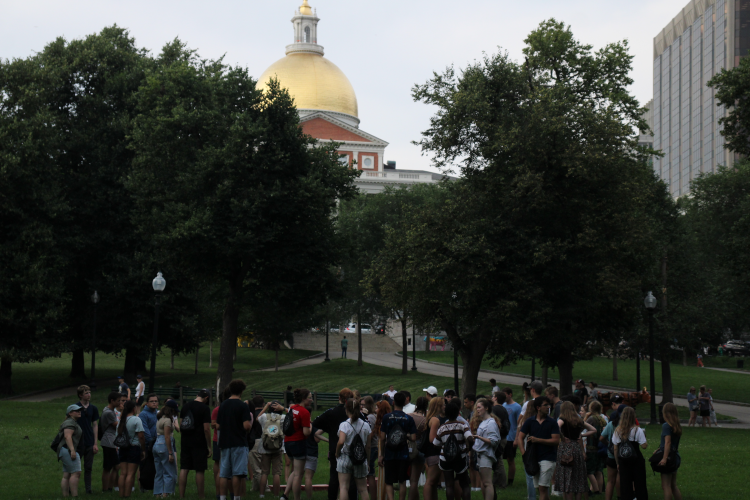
301,118,372,142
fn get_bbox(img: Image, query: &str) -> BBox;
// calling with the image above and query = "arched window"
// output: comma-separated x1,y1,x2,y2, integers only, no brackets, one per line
304,26,311,43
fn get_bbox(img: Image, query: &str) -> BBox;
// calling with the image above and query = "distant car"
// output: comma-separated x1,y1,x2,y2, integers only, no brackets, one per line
374,324,386,335
344,323,372,334
329,325,340,333
722,340,750,356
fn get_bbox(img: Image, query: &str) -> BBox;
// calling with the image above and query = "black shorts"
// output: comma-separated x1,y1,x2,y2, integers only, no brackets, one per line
700,409,710,417
384,459,409,485
136,396,145,406
102,446,120,471
213,442,221,463
606,457,617,470
502,441,517,460
180,440,209,471
285,439,307,461
119,445,142,465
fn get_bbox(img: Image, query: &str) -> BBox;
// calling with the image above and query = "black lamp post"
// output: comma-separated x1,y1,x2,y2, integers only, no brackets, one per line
411,323,417,371
324,320,331,362
149,272,166,394
644,291,658,425
90,291,99,389
636,350,641,392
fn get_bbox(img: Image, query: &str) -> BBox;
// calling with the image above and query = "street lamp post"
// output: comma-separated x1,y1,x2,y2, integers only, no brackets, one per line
636,351,641,392
149,272,166,394
90,291,100,390
411,323,417,371
324,320,331,362
644,291,658,425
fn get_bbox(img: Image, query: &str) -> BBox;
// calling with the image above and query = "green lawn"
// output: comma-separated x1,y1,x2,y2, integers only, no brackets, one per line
1,358,747,498
703,355,749,371
411,351,750,405
2,346,319,398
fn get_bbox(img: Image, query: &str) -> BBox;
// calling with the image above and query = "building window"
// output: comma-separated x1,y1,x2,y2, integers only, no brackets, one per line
362,156,374,169
304,26,311,43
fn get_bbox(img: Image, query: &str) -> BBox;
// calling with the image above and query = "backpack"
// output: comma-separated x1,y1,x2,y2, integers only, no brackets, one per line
181,407,195,432
282,406,296,437
386,420,407,451
262,413,284,452
443,431,460,462
499,414,510,440
416,426,430,453
617,429,639,461
586,416,605,453
51,431,64,454
248,408,263,443
349,421,367,465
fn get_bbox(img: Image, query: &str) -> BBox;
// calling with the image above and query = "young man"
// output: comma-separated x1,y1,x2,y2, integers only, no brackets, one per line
118,376,131,400
401,390,415,414
444,389,457,403
100,392,122,492
489,379,500,395
384,385,398,399
134,375,146,411
378,392,417,500
463,394,476,419
257,401,285,498
490,391,510,489
139,394,160,493
341,337,348,358
501,387,522,487
77,385,100,494
179,388,213,499
247,395,265,492
573,380,589,406
544,386,562,419
312,388,358,500
423,386,438,400
518,397,561,500
217,379,253,500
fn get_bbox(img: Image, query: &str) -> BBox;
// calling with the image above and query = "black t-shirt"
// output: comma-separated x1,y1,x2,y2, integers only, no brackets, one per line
180,400,212,447
217,398,252,449
491,404,510,438
312,404,366,458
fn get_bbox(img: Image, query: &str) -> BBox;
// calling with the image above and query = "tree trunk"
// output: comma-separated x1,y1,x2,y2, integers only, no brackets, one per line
660,346,673,404
542,366,548,387
459,340,488,397
218,282,242,391
558,352,574,397
170,350,175,369
0,355,13,395
209,341,213,368
124,346,141,382
682,348,687,367
401,317,408,375
613,348,618,381
137,356,147,373
194,348,199,375
357,312,363,367
70,348,87,378
275,343,279,372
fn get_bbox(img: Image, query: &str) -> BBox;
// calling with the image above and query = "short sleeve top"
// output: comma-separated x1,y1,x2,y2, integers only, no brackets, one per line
687,393,698,410
659,423,680,452
285,404,312,442
611,426,647,447
125,415,145,446
338,419,370,455
156,416,172,436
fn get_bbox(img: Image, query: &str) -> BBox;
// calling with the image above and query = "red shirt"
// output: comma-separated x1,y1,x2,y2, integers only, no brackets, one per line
285,404,311,442
211,406,219,442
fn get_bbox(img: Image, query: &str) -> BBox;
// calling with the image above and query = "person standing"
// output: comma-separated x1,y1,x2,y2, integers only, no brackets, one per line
154,400,179,497
433,400,473,500
651,403,682,500
518,397,561,500
76,385,100,494
696,353,704,368
305,427,327,500
178,388,213,498
57,403,84,498
708,389,718,427
257,401,285,497
101,392,123,492
281,389,313,500
422,397,445,500
612,407,647,500
489,391,510,489
379,392,417,500
584,401,607,496
118,376,131,401
553,401,595,498
501,388,522,487
686,387,698,427
698,386,711,428
341,337,348,358
217,380,253,500
139,394,160,493
471,398,501,500
489,379,500,396
335,398,372,500
118,400,147,499
134,376,146,412
407,396,428,500
247,395,266,493
599,411,619,500
573,380,589,407
401,390,416,414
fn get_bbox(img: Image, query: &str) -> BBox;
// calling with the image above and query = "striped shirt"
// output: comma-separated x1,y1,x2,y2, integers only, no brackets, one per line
433,420,472,472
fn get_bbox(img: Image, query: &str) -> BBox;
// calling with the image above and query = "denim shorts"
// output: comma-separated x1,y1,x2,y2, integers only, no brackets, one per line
220,446,249,479
59,447,81,473
285,439,307,460
305,456,318,471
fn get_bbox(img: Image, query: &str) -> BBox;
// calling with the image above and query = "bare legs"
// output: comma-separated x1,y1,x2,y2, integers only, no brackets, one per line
661,472,682,500
119,463,139,498
478,467,494,500
423,463,441,500
61,471,81,497
408,461,424,500
604,464,618,500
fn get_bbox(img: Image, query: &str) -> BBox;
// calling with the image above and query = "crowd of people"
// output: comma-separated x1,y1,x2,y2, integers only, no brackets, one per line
53,377,685,500
686,386,718,427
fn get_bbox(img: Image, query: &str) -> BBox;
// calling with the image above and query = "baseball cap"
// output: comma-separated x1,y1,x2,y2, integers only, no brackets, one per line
117,375,124,380
423,386,438,396
66,403,84,414
136,374,143,379
165,400,179,410
576,379,585,384
197,388,210,399
611,394,624,403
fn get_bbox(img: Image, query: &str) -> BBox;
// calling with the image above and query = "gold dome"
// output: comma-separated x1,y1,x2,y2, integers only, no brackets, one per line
299,0,313,16
256,52,358,118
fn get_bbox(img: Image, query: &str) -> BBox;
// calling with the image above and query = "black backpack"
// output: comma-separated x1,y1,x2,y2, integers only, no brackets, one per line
443,432,460,462
248,408,263,442
51,431,64,454
181,407,195,431
283,407,296,437
350,421,367,465
416,427,430,453
386,421,407,451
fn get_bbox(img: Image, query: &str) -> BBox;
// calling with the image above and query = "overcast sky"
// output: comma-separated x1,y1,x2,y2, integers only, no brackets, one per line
2,0,684,172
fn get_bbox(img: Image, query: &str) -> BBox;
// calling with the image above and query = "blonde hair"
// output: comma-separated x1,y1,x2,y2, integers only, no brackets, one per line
588,400,602,415
559,401,583,428
424,397,445,431
616,407,637,441
662,402,682,436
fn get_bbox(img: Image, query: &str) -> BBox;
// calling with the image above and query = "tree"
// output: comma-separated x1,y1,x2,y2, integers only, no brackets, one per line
412,20,665,395
127,42,358,388
709,55,750,157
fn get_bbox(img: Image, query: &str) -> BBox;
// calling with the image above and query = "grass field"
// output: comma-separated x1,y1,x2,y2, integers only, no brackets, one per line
410,351,750,405
2,354,748,498
2,346,319,398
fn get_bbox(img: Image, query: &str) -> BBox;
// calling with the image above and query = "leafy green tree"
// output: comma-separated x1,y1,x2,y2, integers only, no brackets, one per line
709,55,750,157
127,42,358,387
412,20,665,395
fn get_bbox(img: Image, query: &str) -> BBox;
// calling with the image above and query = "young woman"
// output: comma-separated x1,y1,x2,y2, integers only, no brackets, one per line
554,401,596,499
652,403,682,500
374,399,392,500
612,407,647,500
697,386,711,428
117,400,146,498
686,387,698,427
335,398,372,500
281,388,313,500
362,396,379,500
422,397,446,500
408,397,429,500
433,400,474,500
584,401,607,496
588,382,600,403
521,383,532,405
153,400,178,498
57,404,84,498
514,401,537,500
470,398,501,500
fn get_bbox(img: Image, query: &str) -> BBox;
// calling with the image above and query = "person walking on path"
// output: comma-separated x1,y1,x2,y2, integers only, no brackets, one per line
153,400,179,497
341,337,348,358
553,401,596,499
335,397,372,500
649,402,682,500
76,385,99,494
101,392,123,492
696,353,704,368
518,396,561,500
698,386,711,428
178,388,213,499
686,388,698,427
379,392,417,500
433,400,473,500
134,376,146,413
470,398,502,500
612,407,648,500
217,379,253,500
57,403,84,498
118,400,147,498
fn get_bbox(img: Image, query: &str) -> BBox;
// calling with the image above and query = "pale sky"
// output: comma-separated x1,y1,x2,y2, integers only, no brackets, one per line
2,0,684,173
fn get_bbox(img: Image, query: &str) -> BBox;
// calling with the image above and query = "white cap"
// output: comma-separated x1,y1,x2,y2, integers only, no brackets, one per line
423,386,438,396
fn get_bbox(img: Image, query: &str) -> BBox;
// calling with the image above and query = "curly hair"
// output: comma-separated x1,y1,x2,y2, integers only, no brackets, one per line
374,399,392,435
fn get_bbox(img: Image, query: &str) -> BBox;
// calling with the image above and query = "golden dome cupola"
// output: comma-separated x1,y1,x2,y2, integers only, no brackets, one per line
256,1,359,127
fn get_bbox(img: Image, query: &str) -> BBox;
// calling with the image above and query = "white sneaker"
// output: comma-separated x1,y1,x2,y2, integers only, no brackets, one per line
113,487,119,492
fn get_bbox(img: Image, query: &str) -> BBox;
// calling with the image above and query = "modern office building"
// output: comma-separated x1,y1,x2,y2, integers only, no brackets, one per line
652,0,750,197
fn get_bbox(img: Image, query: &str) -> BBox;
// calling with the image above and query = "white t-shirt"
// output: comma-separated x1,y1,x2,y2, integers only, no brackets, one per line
611,427,647,446
385,390,397,399
135,382,145,398
337,419,370,455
